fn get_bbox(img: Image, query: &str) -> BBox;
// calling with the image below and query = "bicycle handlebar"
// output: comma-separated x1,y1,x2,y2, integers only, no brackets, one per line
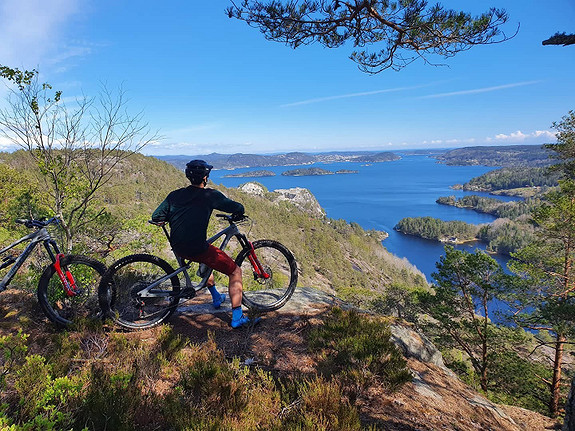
15,217,59,229
216,213,248,223
148,213,248,228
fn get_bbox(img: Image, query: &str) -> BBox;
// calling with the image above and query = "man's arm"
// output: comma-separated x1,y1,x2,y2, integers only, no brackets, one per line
151,198,170,222
211,190,244,214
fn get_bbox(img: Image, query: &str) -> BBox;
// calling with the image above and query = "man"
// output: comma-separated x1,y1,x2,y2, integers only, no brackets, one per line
152,159,257,328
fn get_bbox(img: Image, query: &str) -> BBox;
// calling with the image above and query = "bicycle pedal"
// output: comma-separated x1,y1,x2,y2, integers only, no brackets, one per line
181,288,197,299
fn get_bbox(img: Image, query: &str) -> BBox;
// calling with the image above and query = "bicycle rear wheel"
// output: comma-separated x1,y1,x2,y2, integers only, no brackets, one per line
37,255,107,327
235,240,298,312
98,254,180,330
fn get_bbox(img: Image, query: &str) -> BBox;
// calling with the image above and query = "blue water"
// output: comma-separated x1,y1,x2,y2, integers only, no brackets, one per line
210,155,516,283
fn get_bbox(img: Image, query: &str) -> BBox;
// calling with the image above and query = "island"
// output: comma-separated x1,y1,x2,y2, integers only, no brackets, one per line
282,168,334,176
223,170,276,178
157,150,400,170
281,167,359,176
434,144,553,167
394,216,479,244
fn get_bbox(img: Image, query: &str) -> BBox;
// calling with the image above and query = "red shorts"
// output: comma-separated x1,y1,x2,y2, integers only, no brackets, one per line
183,244,237,276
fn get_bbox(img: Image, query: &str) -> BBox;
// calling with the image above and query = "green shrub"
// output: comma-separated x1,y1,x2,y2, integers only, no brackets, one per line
279,377,361,431
0,331,28,388
308,308,412,392
75,364,141,431
164,337,281,430
13,354,84,429
486,350,553,415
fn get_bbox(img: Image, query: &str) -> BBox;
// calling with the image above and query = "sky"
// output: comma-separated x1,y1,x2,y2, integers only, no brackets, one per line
0,0,574,155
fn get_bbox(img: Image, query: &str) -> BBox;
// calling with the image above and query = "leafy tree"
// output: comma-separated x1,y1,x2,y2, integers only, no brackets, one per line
227,0,514,73
498,111,575,416
0,66,158,251
418,246,506,392
546,110,575,179
506,180,575,416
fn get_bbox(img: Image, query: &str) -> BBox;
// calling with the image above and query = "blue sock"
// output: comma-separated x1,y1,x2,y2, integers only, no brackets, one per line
208,285,221,301
208,285,226,308
232,306,243,321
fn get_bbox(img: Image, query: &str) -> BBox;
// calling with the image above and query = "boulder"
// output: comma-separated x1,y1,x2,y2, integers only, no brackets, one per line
273,187,326,218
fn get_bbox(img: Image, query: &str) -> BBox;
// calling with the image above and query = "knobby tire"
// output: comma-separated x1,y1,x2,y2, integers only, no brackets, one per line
235,240,297,312
98,254,180,330
37,255,107,327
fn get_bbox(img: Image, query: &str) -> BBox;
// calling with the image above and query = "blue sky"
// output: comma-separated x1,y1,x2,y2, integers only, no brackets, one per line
0,0,574,155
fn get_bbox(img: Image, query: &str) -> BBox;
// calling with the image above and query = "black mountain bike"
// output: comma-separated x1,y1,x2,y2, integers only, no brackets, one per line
0,217,106,327
98,214,298,330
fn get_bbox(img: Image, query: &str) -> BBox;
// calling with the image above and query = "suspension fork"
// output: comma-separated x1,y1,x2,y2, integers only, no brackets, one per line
237,235,270,279
44,241,79,297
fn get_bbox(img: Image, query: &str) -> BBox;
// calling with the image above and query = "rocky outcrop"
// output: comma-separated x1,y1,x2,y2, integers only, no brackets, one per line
389,322,449,372
238,182,326,218
273,187,326,218
238,182,268,196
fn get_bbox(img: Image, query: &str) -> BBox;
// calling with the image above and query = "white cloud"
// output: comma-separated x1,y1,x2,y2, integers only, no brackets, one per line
493,130,556,143
0,136,18,151
280,84,429,108
416,130,556,149
418,81,540,99
0,0,83,70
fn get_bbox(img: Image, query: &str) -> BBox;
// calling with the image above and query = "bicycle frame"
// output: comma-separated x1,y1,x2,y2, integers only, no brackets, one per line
139,217,269,299
0,222,78,295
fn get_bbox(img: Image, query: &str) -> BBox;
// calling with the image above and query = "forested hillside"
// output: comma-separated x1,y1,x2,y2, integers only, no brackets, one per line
435,144,554,167
158,151,400,171
452,167,560,195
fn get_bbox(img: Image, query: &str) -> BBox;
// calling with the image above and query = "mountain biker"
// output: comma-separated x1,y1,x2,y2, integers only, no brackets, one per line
151,159,258,328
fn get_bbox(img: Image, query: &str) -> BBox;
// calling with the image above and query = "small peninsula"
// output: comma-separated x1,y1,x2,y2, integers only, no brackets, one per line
281,167,359,176
223,170,276,178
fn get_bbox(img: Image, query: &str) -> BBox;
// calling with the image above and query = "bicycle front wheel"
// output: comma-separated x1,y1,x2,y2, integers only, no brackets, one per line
98,254,180,330
235,240,298,312
37,255,107,327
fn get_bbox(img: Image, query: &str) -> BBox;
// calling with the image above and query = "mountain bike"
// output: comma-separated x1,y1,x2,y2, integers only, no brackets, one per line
98,214,298,330
0,217,106,327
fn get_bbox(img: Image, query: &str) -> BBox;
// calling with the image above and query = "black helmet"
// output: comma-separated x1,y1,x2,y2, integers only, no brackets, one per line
185,159,213,184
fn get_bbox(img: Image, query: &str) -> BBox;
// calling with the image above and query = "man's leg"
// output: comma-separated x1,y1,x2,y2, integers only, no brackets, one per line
188,245,258,328
228,265,243,308
206,273,226,308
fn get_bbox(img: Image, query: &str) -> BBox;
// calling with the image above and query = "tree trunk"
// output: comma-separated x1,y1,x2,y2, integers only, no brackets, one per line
550,333,566,417
480,367,488,393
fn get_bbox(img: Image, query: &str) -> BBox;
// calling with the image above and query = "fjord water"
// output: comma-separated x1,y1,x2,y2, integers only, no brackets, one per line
210,155,514,282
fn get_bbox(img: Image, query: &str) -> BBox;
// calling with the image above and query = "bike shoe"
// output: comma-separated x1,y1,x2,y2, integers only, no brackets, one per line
213,293,226,309
230,315,261,329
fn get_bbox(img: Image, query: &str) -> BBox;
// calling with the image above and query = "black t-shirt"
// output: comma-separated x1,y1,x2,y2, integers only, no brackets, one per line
151,186,244,256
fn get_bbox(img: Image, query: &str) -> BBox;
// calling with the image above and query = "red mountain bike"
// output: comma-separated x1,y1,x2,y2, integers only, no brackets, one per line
0,217,106,327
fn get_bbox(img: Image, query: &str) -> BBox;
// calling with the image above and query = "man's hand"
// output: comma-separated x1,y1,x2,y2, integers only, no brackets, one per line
231,212,246,222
